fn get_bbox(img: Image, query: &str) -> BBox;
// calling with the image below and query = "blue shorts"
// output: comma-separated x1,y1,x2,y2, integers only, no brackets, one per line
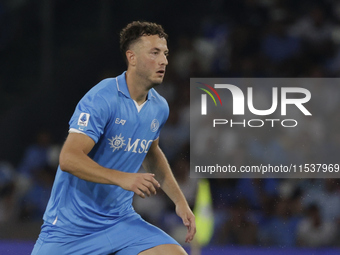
31,214,179,255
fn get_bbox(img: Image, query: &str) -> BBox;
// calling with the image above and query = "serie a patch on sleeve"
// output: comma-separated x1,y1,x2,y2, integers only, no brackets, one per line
78,113,90,127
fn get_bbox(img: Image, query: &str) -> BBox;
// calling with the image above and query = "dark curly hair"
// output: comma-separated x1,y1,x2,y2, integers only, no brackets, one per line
120,21,168,64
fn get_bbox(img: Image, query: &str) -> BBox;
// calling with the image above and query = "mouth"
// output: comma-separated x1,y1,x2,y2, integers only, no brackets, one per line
156,70,165,75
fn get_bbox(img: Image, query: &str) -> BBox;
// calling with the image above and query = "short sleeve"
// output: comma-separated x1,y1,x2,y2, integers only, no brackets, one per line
69,91,111,143
153,99,169,140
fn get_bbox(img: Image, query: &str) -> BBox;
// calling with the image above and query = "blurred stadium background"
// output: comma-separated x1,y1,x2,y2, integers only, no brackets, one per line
1,0,340,254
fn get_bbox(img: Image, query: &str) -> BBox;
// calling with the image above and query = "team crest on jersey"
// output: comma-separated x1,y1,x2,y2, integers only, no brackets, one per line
150,119,159,132
78,113,90,127
108,134,126,152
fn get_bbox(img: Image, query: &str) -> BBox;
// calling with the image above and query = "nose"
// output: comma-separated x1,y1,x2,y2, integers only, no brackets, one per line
160,53,168,66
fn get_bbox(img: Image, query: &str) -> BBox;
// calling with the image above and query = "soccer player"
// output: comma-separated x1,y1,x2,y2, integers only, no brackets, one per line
31,21,196,255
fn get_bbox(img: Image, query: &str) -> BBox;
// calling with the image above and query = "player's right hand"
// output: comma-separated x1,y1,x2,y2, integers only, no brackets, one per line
120,173,160,198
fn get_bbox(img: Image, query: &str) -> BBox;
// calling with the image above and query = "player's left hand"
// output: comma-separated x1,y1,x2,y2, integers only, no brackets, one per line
175,202,196,243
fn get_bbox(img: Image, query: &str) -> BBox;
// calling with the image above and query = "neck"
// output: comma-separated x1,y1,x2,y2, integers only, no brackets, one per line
125,70,150,105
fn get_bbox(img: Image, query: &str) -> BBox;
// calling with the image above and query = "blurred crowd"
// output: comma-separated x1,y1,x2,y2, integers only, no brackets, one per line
1,0,340,248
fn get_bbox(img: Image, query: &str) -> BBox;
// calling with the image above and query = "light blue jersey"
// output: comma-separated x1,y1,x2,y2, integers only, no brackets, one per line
42,72,169,233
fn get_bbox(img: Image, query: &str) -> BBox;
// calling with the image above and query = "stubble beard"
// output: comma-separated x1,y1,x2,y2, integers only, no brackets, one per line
139,71,164,89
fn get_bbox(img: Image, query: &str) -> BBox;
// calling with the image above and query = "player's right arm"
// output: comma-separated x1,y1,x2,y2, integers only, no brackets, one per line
59,133,159,198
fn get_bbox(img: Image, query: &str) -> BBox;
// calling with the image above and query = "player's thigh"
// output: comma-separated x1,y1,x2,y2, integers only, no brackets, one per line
138,244,187,255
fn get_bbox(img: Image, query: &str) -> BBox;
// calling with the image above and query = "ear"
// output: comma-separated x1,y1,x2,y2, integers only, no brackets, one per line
126,50,136,66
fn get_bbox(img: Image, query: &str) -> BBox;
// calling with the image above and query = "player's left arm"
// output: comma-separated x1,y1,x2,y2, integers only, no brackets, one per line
142,138,196,243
